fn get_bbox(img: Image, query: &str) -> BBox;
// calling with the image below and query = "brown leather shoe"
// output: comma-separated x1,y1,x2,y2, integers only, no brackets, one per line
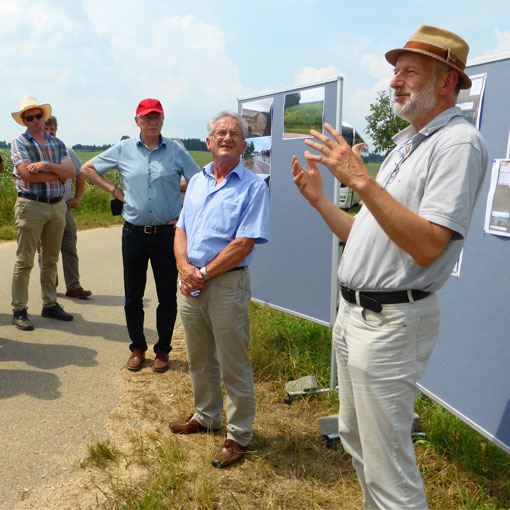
169,415,219,434
153,352,169,373
126,350,145,371
66,287,92,299
211,439,248,468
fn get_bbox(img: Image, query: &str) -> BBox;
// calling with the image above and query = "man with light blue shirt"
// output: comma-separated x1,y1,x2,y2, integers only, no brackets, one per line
170,111,269,469
81,98,200,373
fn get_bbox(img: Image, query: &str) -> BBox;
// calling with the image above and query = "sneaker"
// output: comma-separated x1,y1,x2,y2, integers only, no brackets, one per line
41,303,73,321
65,287,92,299
13,309,34,331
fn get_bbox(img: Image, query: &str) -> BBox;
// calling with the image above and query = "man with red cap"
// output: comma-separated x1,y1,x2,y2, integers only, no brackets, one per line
293,26,488,509
82,99,200,373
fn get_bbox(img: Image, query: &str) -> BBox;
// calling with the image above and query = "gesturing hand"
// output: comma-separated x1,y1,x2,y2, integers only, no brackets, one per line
291,154,325,206
303,123,367,190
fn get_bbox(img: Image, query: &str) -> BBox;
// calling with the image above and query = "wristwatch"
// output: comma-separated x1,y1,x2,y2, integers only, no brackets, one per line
199,266,210,280
44,161,49,170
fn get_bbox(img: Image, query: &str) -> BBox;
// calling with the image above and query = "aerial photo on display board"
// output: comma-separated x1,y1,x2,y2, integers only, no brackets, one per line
484,159,510,237
283,86,324,139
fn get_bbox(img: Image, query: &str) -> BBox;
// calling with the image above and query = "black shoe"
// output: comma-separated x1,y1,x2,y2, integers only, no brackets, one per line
13,309,35,331
41,303,73,321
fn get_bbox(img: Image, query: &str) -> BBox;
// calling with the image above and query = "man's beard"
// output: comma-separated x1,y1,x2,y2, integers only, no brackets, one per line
393,81,437,123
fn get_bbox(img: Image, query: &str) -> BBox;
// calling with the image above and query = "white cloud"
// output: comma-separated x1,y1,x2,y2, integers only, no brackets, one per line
483,28,510,56
295,66,342,85
0,0,242,145
360,54,393,80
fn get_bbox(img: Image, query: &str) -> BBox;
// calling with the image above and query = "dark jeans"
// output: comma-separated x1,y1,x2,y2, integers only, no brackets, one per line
122,222,177,354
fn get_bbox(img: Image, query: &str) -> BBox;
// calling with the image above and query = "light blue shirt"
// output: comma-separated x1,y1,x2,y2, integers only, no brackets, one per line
92,135,200,225
177,161,269,267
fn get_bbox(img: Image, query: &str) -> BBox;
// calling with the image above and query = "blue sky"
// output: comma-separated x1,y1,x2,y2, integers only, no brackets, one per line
1,0,509,149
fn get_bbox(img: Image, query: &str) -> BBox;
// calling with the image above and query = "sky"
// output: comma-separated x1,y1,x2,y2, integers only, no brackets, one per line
1,0,509,150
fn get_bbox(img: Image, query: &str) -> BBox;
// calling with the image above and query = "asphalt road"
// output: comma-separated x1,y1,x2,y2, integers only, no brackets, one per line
0,225,166,509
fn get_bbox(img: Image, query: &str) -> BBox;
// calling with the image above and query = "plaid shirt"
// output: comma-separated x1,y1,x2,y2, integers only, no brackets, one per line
11,130,69,197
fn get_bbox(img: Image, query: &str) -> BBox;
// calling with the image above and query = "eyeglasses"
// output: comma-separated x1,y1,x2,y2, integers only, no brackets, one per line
213,130,243,140
23,113,44,122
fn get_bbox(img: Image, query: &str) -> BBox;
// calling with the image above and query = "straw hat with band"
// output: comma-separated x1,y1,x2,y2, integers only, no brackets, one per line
11,96,52,126
385,25,471,90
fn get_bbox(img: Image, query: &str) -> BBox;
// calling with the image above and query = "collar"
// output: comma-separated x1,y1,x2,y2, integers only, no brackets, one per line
392,107,463,146
137,134,164,150
24,129,50,142
203,160,244,180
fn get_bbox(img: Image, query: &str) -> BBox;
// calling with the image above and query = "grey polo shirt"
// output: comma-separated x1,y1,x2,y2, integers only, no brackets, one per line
338,107,488,293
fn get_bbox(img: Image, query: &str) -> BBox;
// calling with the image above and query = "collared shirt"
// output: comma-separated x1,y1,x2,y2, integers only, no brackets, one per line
339,107,488,293
63,147,82,201
11,130,70,198
177,161,270,268
92,135,200,225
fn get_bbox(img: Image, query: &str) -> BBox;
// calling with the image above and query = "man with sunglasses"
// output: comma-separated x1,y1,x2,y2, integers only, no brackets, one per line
81,98,200,373
10,96,76,330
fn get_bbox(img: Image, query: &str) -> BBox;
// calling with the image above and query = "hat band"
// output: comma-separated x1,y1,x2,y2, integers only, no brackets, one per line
404,41,465,71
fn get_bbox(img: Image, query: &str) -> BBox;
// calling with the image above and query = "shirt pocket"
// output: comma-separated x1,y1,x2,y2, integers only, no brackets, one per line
208,201,241,237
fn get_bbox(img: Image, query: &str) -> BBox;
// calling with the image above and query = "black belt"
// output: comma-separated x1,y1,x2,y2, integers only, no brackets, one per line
340,285,430,313
18,192,62,204
125,221,176,234
228,266,246,272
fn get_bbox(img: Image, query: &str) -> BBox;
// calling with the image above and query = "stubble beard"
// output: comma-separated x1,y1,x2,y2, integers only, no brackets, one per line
393,81,438,124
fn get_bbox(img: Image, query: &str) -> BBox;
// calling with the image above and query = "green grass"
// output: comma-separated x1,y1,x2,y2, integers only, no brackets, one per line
284,101,323,134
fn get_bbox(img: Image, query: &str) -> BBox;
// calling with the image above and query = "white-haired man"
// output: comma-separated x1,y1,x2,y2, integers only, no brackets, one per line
293,26,488,509
11,96,76,330
170,111,269,468
81,99,200,373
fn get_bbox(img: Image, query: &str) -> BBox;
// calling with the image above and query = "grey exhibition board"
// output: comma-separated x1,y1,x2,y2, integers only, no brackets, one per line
239,78,343,327
418,54,510,453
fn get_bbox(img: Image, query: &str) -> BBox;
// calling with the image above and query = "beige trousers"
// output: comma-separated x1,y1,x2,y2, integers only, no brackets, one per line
12,197,66,311
178,268,255,446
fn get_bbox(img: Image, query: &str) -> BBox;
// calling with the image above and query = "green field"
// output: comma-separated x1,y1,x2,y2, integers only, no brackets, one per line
284,100,323,135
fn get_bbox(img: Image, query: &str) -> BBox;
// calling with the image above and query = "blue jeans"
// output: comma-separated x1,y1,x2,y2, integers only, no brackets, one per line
122,222,177,354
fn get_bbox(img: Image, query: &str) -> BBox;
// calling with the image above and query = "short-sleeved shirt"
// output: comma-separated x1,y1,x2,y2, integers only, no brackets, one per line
176,161,270,268
339,107,488,292
11,130,70,198
62,147,82,201
92,135,200,225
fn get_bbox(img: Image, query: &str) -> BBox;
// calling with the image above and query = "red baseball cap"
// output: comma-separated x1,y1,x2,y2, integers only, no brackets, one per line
136,98,164,116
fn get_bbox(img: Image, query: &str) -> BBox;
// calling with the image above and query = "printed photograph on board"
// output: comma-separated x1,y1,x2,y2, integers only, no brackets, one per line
283,86,325,139
241,98,273,138
242,136,271,189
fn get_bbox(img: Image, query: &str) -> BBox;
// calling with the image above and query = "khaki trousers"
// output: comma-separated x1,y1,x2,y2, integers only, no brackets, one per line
12,197,66,311
334,293,440,510
178,268,255,446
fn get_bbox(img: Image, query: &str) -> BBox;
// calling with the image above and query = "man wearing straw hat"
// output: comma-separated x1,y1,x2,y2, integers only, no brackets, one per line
11,96,76,330
292,26,488,509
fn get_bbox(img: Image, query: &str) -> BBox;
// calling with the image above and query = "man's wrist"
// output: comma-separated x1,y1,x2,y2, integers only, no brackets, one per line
44,161,49,171
200,266,210,280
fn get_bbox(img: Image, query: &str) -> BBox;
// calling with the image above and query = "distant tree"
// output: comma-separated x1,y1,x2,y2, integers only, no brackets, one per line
72,143,112,151
365,89,409,155
243,141,255,158
0,140,10,149
180,138,208,151
120,135,130,140
284,93,301,109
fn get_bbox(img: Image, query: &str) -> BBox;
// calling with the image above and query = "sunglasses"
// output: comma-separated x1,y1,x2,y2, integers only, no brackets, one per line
23,112,44,122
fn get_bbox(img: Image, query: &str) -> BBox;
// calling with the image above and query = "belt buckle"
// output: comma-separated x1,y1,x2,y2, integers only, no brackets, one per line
143,225,155,234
